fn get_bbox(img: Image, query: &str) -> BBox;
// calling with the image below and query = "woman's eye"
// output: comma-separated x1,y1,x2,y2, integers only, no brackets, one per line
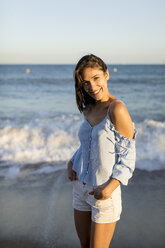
94,77,99,81
83,82,89,87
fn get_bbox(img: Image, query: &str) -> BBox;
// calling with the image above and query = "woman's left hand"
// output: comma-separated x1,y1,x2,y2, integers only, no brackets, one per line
88,185,111,200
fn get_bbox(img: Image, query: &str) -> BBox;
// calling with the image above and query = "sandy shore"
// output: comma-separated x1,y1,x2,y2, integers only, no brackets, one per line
0,168,165,248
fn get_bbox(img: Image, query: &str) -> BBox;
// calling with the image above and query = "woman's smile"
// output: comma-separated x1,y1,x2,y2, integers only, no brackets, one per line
90,88,102,96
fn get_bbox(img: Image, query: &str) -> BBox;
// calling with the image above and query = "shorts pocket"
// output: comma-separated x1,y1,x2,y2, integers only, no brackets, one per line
86,194,112,210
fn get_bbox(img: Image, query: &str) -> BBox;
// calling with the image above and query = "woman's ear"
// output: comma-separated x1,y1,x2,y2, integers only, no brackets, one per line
105,69,109,80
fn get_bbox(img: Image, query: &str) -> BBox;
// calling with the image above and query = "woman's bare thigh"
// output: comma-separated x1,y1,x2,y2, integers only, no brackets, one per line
74,209,92,248
90,221,117,248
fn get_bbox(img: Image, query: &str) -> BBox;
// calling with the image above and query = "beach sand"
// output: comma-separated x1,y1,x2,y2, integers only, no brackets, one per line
0,168,165,248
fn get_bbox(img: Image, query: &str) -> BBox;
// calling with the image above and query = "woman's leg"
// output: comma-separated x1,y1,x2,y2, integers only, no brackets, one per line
74,209,92,248
90,221,117,248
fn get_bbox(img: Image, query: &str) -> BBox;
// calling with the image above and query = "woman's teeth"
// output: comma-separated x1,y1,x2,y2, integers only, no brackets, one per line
92,89,101,95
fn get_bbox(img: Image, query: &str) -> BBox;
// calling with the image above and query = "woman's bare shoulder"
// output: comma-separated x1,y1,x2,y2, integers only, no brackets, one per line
110,99,129,121
110,100,134,139
110,99,126,114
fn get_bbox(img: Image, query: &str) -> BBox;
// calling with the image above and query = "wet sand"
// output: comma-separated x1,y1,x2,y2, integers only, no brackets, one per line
0,168,165,248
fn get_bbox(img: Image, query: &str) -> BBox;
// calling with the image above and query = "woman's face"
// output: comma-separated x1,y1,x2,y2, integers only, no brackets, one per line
82,67,109,102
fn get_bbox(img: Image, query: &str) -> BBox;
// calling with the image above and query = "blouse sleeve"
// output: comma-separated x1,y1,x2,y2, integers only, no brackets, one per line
70,146,81,164
111,123,137,186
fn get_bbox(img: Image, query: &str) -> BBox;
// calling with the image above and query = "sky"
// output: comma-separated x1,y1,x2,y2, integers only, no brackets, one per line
0,0,165,64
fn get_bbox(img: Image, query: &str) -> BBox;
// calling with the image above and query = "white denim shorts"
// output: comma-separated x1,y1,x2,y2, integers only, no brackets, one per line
72,180,122,223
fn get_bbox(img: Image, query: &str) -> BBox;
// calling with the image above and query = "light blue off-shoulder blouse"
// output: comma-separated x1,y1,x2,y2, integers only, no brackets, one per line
70,102,137,186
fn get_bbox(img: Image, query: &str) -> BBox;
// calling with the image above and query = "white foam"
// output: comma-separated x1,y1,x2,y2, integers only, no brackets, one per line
0,115,81,164
135,119,165,171
0,116,165,179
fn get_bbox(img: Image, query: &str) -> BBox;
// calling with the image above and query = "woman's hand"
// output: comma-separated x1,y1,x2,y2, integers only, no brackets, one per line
88,178,120,200
67,161,77,181
88,185,111,200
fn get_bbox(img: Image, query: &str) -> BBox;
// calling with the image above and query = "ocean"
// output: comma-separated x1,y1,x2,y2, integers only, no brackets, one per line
0,64,165,178
0,64,165,248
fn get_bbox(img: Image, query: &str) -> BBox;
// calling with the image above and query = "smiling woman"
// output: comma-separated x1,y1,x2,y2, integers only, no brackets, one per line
67,54,137,248
74,54,109,111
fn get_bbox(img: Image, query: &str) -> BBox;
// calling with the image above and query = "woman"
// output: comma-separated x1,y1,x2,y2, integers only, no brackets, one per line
67,54,137,248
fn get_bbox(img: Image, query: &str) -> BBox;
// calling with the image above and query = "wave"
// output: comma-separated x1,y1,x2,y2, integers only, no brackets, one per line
0,116,165,179
135,119,165,171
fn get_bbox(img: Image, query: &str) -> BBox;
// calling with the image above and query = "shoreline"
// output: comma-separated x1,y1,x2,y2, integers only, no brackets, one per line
0,168,165,248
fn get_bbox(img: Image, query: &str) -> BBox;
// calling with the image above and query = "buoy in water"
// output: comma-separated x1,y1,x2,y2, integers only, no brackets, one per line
26,68,30,74
113,67,117,72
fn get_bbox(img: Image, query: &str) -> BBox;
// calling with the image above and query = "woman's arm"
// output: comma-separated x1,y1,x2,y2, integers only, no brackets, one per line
67,146,81,181
67,160,77,181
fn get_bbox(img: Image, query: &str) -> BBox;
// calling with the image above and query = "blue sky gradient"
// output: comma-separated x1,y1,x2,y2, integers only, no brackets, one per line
0,0,165,64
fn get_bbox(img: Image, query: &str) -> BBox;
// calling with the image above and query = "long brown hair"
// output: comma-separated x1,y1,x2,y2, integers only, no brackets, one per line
74,54,108,113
